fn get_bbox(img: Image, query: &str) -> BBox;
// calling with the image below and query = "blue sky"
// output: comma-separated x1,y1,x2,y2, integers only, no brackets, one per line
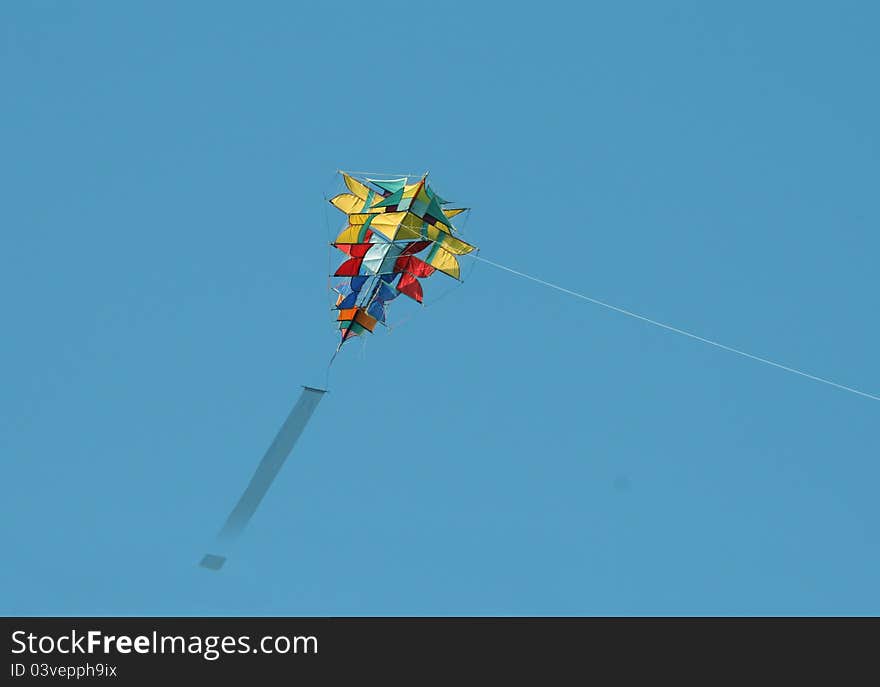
2,1,878,615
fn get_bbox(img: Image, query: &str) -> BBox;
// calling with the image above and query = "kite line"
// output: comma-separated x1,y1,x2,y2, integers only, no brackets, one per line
475,255,880,403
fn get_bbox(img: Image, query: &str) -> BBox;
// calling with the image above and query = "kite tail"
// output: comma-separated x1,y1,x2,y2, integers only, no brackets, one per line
199,385,327,571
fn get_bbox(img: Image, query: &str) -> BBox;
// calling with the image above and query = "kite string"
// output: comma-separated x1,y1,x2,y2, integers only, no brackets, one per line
475,255,880,403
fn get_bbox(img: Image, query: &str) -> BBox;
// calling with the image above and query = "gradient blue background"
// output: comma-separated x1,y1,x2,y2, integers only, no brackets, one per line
2,1,878,615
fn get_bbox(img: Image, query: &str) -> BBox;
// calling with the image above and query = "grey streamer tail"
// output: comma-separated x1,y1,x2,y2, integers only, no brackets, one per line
199,386,327,571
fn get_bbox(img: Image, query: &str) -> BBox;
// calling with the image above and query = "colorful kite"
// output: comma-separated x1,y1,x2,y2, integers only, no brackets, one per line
200,171,475,570
328,172,476,350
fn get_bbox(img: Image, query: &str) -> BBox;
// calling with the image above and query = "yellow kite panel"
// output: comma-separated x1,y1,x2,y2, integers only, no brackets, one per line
425,224,475,255
335,225,364,244
369,212,423,241
427,248,461,279
330,193,367,215
343,173,372,200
